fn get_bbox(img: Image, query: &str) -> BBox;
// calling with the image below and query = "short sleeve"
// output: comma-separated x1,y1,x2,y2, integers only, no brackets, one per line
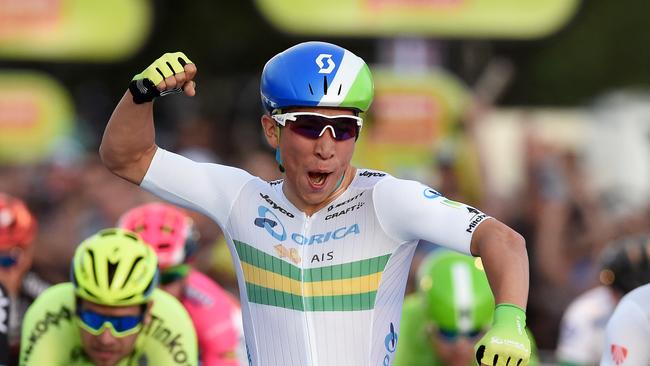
374,177,490,255
141,148,255,227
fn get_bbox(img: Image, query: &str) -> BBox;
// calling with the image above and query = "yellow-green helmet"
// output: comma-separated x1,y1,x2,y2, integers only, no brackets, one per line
71,228,159,306
418,250,494,333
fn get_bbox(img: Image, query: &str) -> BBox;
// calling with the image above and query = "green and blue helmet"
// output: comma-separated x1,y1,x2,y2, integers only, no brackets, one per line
418,250,494,333
260,41,374,114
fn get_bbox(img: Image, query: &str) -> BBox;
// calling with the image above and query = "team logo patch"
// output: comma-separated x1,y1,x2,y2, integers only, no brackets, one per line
315,54,335,74
611,344,628,365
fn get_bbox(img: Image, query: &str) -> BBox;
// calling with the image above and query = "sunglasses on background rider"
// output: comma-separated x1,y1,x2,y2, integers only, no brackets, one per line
75,302,147,337
159,263,190,285
427,323,484,343
271,112,363,141
0,250,19,268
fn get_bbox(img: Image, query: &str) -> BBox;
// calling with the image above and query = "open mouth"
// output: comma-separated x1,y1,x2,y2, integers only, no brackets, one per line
308,171,330,187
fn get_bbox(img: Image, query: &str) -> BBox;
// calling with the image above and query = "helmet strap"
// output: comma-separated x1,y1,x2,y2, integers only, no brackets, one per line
333,171,345,191
275,125,285,173
275,148,285,173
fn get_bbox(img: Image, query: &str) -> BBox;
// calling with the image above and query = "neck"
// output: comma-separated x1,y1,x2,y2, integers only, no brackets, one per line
284,166,357,216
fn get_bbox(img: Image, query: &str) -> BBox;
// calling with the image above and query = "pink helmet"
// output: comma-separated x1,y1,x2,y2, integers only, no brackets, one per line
118,202,197,269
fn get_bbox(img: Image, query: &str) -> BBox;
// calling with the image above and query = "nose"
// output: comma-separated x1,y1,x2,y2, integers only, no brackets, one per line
314,127,336,159
96,327,118,345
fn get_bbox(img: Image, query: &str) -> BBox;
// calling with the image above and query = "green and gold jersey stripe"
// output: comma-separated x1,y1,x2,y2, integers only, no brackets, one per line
234,240,390,311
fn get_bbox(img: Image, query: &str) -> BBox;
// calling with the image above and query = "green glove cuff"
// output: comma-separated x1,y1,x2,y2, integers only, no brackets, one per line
494,303,527,335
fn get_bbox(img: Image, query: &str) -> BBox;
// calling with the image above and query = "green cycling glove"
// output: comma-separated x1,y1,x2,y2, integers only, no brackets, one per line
128,52,193,104
475,304,531,366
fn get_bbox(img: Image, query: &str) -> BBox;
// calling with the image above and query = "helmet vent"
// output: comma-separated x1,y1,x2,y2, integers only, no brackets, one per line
87,250,100,287
100,229,117,237
323,75,328,94
107,260,119,287
308,83,314,95
124,232,139,241
121,256,144,289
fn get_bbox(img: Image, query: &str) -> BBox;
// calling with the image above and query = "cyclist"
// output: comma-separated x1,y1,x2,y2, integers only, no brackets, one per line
99,41,531,365
0,193,49,365
19,228,198,366
118,202,245,365
600,282,650,365
557,235,650,366
394,250,538,366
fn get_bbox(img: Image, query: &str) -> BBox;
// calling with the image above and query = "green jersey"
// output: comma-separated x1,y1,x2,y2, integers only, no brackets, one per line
394,295,539,366
19,283,198,366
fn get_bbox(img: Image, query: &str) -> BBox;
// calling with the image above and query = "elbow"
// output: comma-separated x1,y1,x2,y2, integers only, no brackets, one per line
98,143,121,175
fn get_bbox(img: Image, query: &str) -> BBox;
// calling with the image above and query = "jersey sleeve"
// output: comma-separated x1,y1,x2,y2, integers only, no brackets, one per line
19,284,80,366
141,148,255,227
600,296,650,366
374,177,489,255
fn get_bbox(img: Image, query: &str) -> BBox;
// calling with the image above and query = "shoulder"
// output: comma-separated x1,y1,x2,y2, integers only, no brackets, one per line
350,168,392,189
24,283,75,322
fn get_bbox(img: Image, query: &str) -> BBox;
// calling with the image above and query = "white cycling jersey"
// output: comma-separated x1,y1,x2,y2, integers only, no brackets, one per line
142,148,490,366
600,284,650,366
556,286,617,365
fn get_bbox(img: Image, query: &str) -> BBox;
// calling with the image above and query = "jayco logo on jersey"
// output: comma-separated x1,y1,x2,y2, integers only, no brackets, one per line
259,193,295,218
254,206,287,241
315,54,335,74
291,224,360,245
383,322,398,366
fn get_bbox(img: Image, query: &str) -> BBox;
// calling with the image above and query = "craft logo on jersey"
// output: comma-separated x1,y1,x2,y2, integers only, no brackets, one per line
315,53,335,74
611,344,628,365
383,322,398,366
254,206,287,241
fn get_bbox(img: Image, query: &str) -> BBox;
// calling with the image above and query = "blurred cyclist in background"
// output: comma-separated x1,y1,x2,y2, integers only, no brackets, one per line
119,202,245,365
556,234,650,366
19,228,197,366
0,193,49,365
600,282,650,365
394,250,538,366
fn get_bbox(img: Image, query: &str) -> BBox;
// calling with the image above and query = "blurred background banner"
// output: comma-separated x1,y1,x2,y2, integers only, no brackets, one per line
0,0,152,60
353,67,480,188
254,0,580,38
0,71,74,164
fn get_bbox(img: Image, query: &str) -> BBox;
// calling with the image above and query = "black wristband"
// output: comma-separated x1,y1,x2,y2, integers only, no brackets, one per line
128,78,161,104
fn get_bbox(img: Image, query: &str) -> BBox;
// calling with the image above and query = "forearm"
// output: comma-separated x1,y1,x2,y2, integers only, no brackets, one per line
99,90,157,184
472,219,529,308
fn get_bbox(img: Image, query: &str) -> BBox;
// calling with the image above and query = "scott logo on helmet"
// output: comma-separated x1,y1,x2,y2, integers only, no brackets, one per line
315,54,335,74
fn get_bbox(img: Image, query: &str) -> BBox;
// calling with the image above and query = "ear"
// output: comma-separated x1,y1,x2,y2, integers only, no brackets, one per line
261,115,280,149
